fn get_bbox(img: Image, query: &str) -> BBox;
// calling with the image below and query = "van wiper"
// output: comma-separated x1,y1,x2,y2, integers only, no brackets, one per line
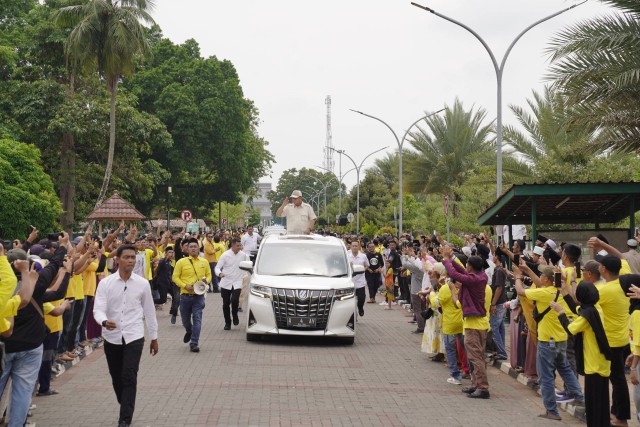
276,273,325,277
330,273,349,278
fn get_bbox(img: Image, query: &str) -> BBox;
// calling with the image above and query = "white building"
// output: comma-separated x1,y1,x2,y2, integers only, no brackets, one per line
246,182,273,228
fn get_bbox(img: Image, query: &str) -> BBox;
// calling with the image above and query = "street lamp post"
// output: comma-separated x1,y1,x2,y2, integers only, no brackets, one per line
411,1,585,198
350,109,445,235
329,146,388,234
311,175,339,225
167,185,172,232
315,165,356,221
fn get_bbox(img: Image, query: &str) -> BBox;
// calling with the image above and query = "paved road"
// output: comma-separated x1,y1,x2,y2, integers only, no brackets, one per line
31,296,581,427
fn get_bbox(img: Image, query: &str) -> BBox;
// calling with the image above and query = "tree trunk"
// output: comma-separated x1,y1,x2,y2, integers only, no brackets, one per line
95,79,118,208
59,132,76,230
453,192,462,218
59,72,77,231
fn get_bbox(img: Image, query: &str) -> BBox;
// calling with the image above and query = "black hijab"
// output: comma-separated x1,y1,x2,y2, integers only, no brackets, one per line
575,281,611,375
619,274,640,314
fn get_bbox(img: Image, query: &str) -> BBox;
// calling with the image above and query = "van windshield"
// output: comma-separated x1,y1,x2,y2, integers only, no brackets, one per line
256,243,349,277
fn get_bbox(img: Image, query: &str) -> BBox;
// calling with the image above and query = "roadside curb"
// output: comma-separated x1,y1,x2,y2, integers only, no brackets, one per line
52,341,104,379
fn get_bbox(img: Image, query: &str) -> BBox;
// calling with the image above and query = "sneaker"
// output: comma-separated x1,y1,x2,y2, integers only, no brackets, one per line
461,386,476,394
183,331,192,343
170,314,176,325
412,329,424,334
555,390,568,399
447,377,462,385
467,389,490,399
538,411,562,421
189,344,200,353
556,394,574,404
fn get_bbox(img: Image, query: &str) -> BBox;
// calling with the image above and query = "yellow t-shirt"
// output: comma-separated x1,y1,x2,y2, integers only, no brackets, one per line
0,256,17,309
596,278,630,347
463,285,492,331
631,310,640,357
203,240,217,263
45,300,63,333
213,242,226,263
82,261,99,297
0,295,21,333
65,274,83,300
438,284,463,335
621,259,632,276
525,286,570,342
172,256,213,295
568,305,610,377
141,249,155,280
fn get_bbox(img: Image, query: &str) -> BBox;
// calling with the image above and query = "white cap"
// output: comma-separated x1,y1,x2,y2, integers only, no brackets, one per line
533,246,545,256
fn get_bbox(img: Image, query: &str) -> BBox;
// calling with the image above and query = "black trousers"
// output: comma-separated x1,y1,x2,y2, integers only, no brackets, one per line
221,288,241,325
154,281,171,305
585,373,610,427
399,276,410,302
104,337,145,424
355,287,366,313
37,332,59,393
365,274,381,300
610,345,630,420
66,298,84,351
169,284,180,316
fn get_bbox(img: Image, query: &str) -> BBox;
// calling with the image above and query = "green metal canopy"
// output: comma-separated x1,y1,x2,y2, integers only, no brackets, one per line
478,182,640,238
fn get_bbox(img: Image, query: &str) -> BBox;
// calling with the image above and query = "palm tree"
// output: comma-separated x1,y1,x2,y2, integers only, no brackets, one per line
54,0,156,206
368,152,398,190
404,98,494,217
547,0,640,152
505,86,638,182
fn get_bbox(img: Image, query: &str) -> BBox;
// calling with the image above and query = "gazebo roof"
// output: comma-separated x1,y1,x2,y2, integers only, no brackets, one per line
86,191,146,222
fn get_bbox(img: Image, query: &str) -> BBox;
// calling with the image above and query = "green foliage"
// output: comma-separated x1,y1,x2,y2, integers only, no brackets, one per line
0,139,61,239
505,86,640,183
360,221,379,239
547,2,640,152
126,36,273,213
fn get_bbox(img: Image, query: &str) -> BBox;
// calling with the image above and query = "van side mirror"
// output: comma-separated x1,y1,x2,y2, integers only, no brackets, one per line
352,264,365,277
239,260,253,273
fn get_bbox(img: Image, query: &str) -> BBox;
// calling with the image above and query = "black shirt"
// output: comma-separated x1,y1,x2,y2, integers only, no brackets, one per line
490,265,507,306
4,247,70,354
365,252,384,279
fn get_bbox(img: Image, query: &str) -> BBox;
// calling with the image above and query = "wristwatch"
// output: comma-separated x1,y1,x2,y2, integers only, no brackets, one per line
102,320,107,327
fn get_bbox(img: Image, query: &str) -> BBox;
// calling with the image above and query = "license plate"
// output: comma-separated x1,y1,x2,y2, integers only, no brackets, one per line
287,317,316,327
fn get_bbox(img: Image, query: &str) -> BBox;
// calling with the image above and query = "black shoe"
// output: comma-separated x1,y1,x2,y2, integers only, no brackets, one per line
183,331,192,343
358,309,364,317
461,386,476,394
233,316,239,326
118,422,131,427
224,324,231,330
212,289,220,293
467,389,490,399
190,343,200,353
412,329,424,334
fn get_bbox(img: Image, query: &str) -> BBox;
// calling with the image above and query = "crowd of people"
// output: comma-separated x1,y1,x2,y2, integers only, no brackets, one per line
340,229,640,426
0,223,258,426
2,189,640,426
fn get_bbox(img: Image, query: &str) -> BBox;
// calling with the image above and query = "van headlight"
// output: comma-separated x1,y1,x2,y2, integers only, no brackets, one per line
335,288,355,301
250,285,272,299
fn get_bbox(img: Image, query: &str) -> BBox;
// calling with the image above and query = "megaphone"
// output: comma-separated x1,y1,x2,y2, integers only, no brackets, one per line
193,280,208,295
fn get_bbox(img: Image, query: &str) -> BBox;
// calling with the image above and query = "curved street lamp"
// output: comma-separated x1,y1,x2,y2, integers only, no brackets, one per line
410,1,586,198
329,146,389,234
316,165,356,218
349,109,445,235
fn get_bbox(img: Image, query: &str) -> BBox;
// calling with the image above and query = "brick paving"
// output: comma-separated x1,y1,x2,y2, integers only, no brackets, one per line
30,296,581,426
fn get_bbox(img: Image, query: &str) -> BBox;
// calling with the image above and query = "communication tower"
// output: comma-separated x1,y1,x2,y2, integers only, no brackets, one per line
323,95,334,173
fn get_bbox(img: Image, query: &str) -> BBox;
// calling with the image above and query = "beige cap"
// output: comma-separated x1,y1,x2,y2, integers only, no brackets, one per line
290,190,302,198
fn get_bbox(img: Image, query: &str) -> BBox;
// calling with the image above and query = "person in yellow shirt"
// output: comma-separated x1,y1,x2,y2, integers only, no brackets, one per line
440,279,464,385
0,243,18,311
596,255,631,425
79,258,100,346
210,235,226,293
37,299,71,396
514,265,584,420
551,281,612,427
172,239,212,353
202,233,219,293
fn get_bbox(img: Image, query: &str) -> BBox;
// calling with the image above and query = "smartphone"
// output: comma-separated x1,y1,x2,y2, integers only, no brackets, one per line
514,254,520,266
554,272,562,288
575,261,581,279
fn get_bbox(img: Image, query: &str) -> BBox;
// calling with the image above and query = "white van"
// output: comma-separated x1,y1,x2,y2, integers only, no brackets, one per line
240,234,363,344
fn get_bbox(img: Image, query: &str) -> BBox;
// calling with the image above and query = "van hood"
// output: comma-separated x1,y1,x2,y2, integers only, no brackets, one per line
251,274,354,290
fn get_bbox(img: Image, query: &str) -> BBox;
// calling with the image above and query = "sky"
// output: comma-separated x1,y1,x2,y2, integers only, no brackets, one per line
152,0,614,192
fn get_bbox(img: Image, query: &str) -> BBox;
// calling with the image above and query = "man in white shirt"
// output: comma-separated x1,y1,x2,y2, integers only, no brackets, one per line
240,225,261,257
93,244,158,427
276,190,317,234
347,241,369,317
215,238,249,330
